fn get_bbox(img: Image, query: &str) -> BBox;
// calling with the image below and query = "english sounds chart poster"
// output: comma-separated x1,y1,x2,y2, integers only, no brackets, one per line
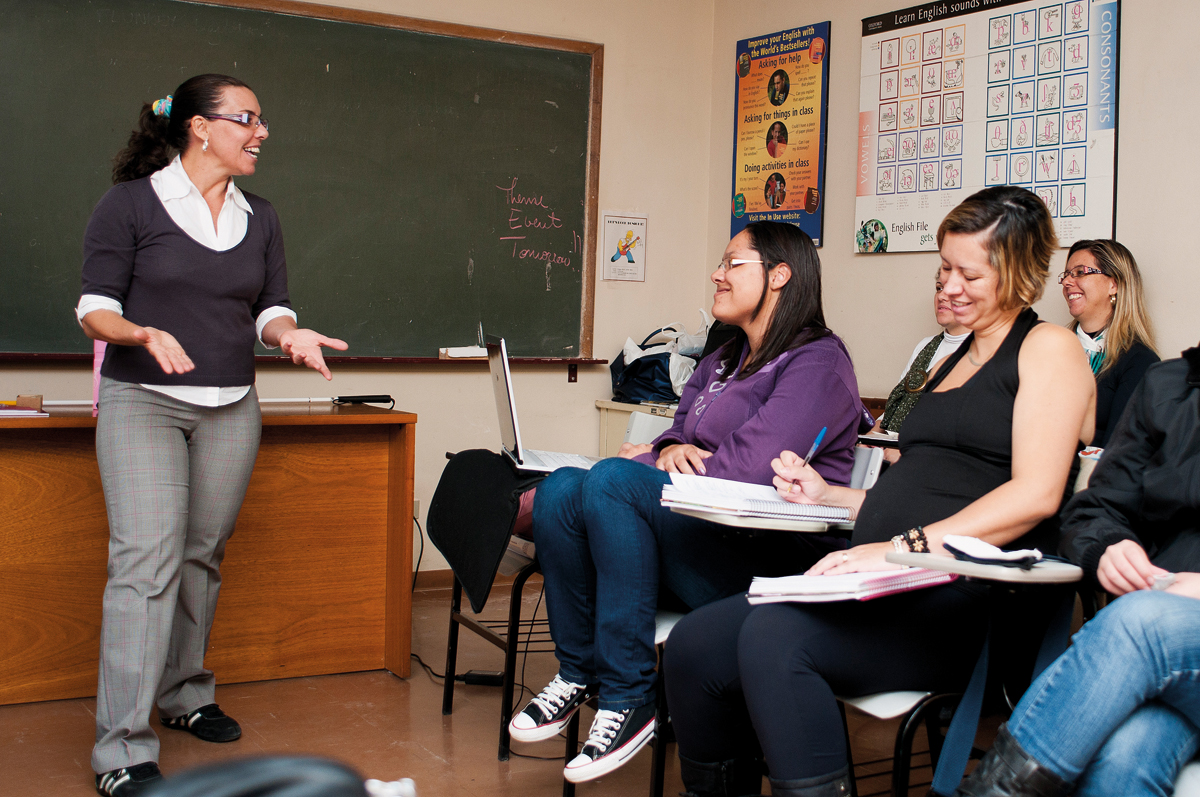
856,0,1118,252
731,22,830,245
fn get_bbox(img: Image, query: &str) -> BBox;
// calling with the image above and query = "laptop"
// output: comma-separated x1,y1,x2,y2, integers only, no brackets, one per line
486,335,600,473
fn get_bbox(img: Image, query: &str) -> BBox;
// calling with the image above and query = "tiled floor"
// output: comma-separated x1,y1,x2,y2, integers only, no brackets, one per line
0,578,948,796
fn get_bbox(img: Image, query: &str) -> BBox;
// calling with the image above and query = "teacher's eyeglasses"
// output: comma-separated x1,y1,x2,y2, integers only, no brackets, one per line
1057,266,1104,283
716,258,764,272
204,112,270,132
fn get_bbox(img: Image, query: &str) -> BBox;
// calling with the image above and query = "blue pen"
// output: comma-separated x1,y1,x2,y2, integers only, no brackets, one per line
788,426,826,493
801,426,827,466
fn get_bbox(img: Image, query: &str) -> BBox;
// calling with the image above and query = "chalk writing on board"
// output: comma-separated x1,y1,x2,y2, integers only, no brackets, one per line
496,177,580,290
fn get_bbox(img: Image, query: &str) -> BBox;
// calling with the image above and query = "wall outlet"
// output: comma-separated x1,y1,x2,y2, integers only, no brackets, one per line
413,499,421,520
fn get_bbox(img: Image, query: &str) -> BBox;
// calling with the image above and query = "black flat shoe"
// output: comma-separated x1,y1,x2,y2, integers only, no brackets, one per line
96,762,163,796
160,702,242,743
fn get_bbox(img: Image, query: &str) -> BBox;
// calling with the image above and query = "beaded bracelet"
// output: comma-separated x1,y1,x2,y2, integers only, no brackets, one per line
902,525,929,553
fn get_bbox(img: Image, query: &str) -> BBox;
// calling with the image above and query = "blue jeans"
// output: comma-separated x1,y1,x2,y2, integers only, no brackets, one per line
532,458,837,711
1009,590,1200,797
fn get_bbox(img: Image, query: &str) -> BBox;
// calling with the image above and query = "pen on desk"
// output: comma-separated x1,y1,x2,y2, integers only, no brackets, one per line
788,426,827,493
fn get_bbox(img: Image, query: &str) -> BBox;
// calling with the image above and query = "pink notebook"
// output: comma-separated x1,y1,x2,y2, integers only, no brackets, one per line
92,340,106,417
748,568,957,604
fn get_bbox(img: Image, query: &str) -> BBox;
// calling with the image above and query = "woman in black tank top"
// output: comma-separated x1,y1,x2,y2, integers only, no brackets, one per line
661,187,1097,797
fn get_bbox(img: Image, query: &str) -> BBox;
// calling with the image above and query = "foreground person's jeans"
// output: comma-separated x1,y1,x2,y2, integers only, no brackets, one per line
1008,590,1200,797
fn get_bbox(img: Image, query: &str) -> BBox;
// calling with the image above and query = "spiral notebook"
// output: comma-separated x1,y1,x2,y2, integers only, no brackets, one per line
747,568,957,604
659,473,852,523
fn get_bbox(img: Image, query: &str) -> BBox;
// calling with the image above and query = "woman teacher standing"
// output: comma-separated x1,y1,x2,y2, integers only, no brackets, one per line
77,74,347,797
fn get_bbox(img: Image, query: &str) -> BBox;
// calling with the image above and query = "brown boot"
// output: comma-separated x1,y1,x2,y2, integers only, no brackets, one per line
957,724,1073,797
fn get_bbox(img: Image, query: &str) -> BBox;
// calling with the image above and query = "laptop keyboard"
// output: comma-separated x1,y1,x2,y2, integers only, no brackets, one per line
524,448,599,471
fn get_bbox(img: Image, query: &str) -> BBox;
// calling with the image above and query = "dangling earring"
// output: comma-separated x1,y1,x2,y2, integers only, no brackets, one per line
202,139,209,153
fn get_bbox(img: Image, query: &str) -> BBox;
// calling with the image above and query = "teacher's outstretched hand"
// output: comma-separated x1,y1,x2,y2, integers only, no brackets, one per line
273,325,349,380
135,326,196,375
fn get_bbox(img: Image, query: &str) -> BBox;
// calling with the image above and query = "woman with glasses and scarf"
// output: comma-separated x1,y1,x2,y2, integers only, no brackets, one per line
1059,239,1158,448
78,74,347,797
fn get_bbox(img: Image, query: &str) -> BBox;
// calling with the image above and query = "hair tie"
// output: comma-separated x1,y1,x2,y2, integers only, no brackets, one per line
151,95,173,118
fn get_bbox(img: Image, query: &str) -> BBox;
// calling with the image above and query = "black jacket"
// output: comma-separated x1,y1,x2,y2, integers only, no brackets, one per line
1093,340,1160,448
1060,347,1200,583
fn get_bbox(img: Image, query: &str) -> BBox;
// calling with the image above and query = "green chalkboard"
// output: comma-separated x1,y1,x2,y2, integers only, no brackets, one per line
0,0,600,359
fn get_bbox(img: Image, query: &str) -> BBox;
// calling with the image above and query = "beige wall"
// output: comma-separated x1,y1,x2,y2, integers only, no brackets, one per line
4,0,1197,570
706,0,1200,397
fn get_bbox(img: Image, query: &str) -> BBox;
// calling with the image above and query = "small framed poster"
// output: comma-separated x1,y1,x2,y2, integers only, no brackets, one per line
602,213,648,281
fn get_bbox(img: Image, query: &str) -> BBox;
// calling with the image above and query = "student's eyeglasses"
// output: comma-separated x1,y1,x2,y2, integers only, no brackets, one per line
1057,266,1105,283
716,258,764,272
204,112,270,132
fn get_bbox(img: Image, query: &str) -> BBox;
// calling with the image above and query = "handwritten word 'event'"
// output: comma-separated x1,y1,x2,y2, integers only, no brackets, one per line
495,177,577,274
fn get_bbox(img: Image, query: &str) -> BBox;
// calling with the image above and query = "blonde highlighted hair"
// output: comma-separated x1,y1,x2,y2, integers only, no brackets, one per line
1066,239,1157,374
936,186,1056,311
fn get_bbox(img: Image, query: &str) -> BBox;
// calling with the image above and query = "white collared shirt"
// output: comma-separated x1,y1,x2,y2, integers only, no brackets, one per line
76,156,296,406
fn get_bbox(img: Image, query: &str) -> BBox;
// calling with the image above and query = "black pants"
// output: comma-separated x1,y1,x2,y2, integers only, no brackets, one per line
663,583,991,780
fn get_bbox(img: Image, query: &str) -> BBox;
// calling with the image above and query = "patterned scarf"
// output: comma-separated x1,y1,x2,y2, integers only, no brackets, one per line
1076,325,1106,375
879,332,945,432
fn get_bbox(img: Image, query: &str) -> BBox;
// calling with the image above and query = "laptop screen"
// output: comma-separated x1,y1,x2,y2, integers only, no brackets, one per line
485,336,524,461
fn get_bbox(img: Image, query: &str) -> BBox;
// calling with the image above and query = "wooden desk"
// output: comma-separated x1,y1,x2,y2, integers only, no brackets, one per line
0,403,416,706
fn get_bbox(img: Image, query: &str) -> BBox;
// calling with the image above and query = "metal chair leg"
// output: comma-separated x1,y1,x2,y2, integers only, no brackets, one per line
498,561,539,761
893,694,961,797
838,702,858,797
442,577,463,716
650,648,671,797
563,711,581,797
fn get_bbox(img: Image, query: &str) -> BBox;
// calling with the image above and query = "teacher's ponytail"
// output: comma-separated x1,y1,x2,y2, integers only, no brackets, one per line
111,74,251,184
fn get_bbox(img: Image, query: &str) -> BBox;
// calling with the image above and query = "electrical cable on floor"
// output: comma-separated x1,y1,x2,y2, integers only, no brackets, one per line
410,652,445,682
411,516,426,593
410,527,565,760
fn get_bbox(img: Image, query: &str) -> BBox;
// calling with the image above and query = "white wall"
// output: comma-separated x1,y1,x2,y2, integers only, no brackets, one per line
5,0,1197,570
706,0,1200,397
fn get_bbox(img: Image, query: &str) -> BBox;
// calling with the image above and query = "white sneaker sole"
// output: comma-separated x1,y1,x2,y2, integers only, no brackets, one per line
508,709,579,743
562,717,656,783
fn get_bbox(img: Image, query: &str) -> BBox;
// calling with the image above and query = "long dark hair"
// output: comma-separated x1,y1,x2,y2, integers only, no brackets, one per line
718,221,829,380
111,74,251,184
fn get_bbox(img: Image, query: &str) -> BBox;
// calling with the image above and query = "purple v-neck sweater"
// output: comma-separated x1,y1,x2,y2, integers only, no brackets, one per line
633,334,870,486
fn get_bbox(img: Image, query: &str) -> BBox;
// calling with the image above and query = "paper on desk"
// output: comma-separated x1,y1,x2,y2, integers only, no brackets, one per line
440,345,488,358
667,472,784,502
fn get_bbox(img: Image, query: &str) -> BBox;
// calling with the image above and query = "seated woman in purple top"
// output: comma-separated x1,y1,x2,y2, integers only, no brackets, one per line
507,221,872,783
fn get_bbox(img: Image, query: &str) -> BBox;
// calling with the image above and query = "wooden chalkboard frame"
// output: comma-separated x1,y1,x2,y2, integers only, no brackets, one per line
1,0,603,364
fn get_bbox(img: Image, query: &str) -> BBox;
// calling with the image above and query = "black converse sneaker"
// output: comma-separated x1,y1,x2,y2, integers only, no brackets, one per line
563,702,657,782
509,674,597,743
95,762,164,796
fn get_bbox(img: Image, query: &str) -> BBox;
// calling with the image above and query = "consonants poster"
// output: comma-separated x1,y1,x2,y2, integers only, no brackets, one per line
856,0,1118,252
731,22,830,245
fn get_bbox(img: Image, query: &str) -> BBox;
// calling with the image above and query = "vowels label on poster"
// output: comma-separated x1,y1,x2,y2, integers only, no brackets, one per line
731,21,831,246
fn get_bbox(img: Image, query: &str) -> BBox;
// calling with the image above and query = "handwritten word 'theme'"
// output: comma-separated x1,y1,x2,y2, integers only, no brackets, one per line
497,177,563,230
